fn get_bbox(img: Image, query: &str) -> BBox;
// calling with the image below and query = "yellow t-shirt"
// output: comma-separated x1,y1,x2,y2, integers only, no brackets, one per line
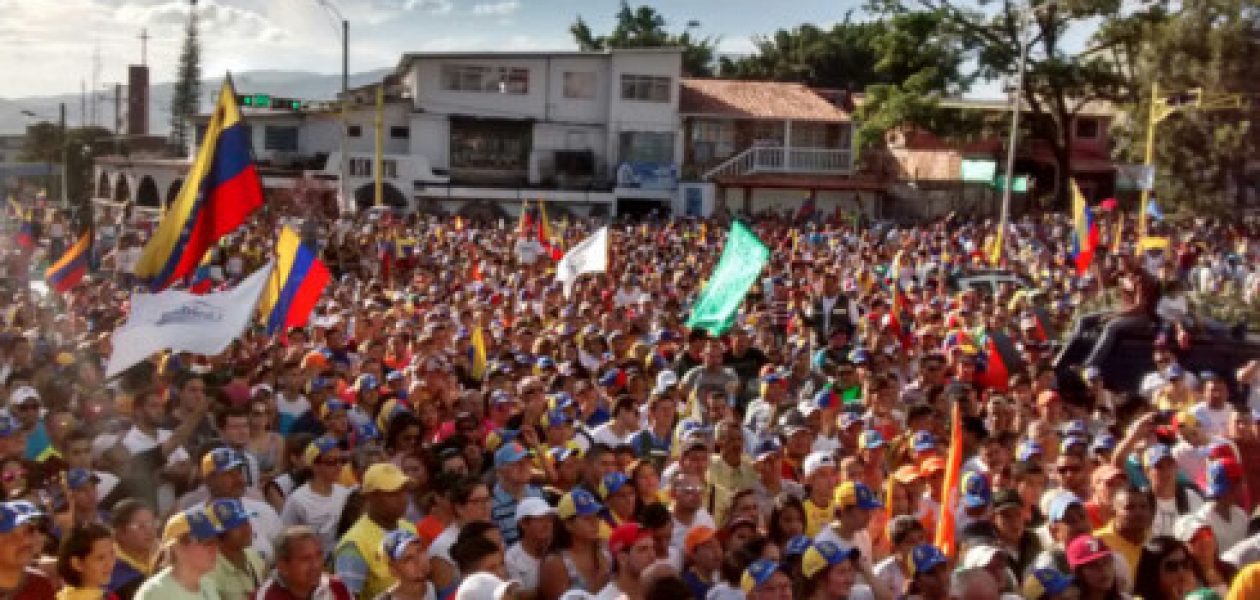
804,498,833,537
1093,523,1144,583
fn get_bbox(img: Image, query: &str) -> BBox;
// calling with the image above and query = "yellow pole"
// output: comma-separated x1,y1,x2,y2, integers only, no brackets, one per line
374,85,383,207
1136,82,1158,253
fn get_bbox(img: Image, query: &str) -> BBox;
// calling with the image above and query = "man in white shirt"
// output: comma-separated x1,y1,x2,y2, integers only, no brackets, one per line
504,498,554,598
668,472,715,553
590,397,640,449
1195,460,1249,552
1189,372,1235,439
815,481,882,572
280,437,352,555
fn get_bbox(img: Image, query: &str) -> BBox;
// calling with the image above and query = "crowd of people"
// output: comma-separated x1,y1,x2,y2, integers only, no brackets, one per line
0,198,1259,600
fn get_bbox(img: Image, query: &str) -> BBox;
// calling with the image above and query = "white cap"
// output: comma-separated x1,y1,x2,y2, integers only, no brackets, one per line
9,386,38,406
655,370,678,392
516,497,555,522
803,451,836,478
455,573,518,600
958,545,1004,571
1174,514,1210,543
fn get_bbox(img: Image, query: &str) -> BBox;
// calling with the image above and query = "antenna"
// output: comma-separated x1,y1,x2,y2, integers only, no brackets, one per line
140,28,149,66
92,41,102,127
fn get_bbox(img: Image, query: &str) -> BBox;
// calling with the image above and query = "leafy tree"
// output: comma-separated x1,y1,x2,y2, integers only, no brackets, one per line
571,1,716,76
170,0,201,156
1104,0,1259,213
21,124,115,206
868,0,1131,207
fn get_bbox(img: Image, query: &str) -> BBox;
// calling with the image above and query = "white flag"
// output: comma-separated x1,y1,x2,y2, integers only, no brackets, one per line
105,262,275,378
555,226,608,298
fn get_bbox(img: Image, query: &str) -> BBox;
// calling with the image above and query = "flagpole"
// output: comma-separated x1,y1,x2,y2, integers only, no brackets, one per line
374,85,383,208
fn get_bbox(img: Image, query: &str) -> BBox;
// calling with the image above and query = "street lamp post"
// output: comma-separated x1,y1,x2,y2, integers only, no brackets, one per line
316,0,350,215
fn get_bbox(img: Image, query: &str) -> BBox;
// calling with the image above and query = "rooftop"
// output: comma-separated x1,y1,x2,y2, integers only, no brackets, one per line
394,47,684,74
679,78,850,122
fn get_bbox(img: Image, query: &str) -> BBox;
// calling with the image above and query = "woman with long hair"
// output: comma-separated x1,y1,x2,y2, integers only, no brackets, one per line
628,459,663,510
538,489,610,600
767,495,807,547
245,398,282,481
133,507,222,600
58,523,118,600
1176,515,1234,595
1067,535,1125,600
107,500,157,600
263,431,314,511
1132,536,1206,600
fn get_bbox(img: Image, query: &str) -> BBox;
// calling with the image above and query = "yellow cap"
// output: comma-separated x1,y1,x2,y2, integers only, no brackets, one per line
362,462,411,493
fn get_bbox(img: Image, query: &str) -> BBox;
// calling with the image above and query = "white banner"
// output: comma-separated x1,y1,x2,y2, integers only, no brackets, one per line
105,262,275,378
555,226,608,298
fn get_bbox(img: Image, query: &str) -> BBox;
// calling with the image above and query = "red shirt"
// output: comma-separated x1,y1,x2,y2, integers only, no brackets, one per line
4,568,55,600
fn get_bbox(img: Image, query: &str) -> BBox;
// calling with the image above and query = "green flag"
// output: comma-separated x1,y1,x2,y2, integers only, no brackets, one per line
685,221,770,335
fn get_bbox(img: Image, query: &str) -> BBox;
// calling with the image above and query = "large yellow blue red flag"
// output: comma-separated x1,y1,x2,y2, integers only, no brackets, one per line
258,227,330,335
45,229,92,293
935,400,964,557
1070,180,1100,275
135,76,263,290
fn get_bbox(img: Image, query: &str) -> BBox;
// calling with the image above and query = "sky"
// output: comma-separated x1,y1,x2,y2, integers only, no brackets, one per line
0,0,1097,100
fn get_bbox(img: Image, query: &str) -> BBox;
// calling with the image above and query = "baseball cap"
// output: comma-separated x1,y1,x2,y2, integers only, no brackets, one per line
1091,465,1126,488
161,506,223,546
1066,535,1112,568
1023,568,1075,599
752,438,782,462
200,448,245,477
859,430,886,450
361,463,412,493
1144,444,1174,468
992,489,1023,512
208,498,251,531
1174,514,1211,544
64,468,100,490
912,431,936,452
1205,460,1232,499
910,544,948,576
838,411,865,429
494,442,531,469
1166,364,1185,379
892,465,920,484
1048,492,1084,523
740,559,782,594
803,451,837,478
835,481,882,510
382,530,423,561
684,526,718,557
304,436,340,465
801,540,859,578
454,573,518,600
961,472,991,509
556,489,602,519
608,522,652,555
814,388,839,409
8,386,38,406
0,501,43,534
515,497,554,522
783,534,812,557
598,472,631,499
1091,434,1117,454
1016,440,1045,462
320,399,350,418
1060,420,1088,438
959,545,1005,571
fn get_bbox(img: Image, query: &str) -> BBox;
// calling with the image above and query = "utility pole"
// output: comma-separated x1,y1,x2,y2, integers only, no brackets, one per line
59,103,67,207
317,0,350,214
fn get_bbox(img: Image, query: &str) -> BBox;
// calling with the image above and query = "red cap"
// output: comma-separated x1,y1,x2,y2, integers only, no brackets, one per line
1066,535,1112,568
609,523,652,555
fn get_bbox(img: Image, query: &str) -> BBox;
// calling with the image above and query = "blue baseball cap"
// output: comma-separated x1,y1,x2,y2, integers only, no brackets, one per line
1024,568,1075,598
381,529,423,561
548,392,575,411
355,374,379,391
814,388,839,409
1060,436,1088,454
1048,492,1084,523
1016,440,1044,462
911,544,948,576
536,356,556,370
557,489,602,519
1091,434,1117,454
1061,420,1088,438
161,506,222,545
838,411,865,429
753,438,782,461
494,442,531,468
1167,364,1185,379
859,430,886,450
1145,444,1174,468
961,472,991,509
543,410,572,428
836,481,883,510
549,445,580,463
740,559,782,594
200,448,246,477
912,431,937,452
489,390,515,406
0,501,42,534
599,472,630,499
65,468,100,490
208,498,251,531
801,541,860,578
784,534,812,557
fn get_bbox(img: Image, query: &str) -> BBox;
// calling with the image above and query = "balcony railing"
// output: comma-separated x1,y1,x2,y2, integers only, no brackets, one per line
703,146,853,180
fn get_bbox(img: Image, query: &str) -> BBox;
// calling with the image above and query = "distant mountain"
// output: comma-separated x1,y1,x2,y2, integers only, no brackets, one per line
0,68,392,135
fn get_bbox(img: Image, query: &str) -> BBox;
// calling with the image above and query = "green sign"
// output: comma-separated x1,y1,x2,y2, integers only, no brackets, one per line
961,159,997,182
240,94,272,108
992,175,1030,193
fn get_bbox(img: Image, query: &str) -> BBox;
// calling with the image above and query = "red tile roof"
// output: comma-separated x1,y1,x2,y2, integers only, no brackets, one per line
680,79,850,122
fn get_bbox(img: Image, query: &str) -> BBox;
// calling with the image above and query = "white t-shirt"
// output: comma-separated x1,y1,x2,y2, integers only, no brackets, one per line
274,393,311,434
429,524,460,564
1190,402,1233,439
1152,491,1203,539
505,543,543,595
121,427,190,464
593,582,624,600
815,525,874,572
670,510,717,552
1197,503,1250,553
590,423,638,448
280,483,353,554
873,555,907,596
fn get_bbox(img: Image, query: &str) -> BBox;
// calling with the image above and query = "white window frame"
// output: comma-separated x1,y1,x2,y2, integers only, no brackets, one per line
620,74,671,103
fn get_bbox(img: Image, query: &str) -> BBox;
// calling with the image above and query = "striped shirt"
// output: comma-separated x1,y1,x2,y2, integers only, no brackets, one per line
491,482,542,546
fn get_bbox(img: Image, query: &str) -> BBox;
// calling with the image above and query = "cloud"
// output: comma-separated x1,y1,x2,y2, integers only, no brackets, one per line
471,1,520,16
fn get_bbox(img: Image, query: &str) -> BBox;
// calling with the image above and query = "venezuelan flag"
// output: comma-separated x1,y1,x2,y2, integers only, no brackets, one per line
189,250,215,295
135,77,263,290
45,230,91,293
935,400,964,557
1070,180,1099,275
258,227,330,335
16,219,33,251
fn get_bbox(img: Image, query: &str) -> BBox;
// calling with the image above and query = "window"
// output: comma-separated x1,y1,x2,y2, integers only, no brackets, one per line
390,126,409,139
263,126,299,151
792,123,828,148
347,125,362,138
450,122,532,171
383,160,398,178
563,71,597,99
690,120,735,163
619,131,674,163
441,65,529,94
620,74,671,103
750,121,785,146
1076,118,1100,139
349,158,371,177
